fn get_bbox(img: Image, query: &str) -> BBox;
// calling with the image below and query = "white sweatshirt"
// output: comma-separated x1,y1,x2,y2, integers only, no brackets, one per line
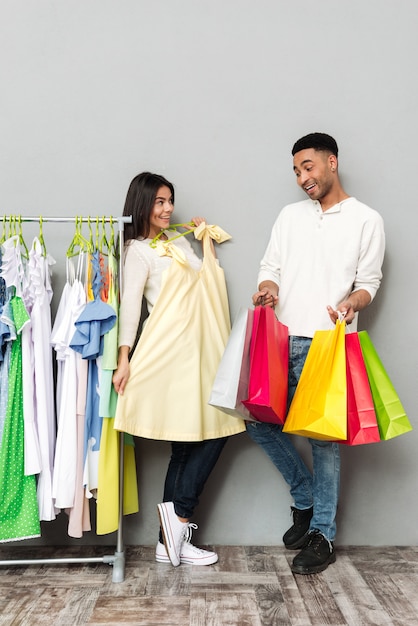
257,197,385,337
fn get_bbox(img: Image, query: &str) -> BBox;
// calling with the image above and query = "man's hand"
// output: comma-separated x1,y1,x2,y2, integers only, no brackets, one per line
252,281,279,308
327,289,372,324
327,303,354,324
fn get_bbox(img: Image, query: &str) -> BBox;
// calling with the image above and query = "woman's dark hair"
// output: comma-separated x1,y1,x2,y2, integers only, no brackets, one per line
123,172,175,240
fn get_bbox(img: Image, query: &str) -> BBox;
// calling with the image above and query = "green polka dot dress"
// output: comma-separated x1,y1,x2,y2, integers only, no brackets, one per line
0,296,41,542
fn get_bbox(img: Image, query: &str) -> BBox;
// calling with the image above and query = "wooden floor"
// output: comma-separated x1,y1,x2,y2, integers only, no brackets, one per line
0,544,417,625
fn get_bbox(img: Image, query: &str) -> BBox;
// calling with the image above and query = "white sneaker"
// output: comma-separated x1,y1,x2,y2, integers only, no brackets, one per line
155,524,218,566
157,501,188,567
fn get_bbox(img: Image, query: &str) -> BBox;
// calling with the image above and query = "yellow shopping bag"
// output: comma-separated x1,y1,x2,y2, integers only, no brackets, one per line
283,320,347,441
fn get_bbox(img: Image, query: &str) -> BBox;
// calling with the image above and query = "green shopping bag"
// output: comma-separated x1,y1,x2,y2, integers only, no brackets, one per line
358,331,412,440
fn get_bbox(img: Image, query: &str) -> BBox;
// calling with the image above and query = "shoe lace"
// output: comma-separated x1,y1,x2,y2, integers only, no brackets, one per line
308,530,333,552
184,522,198,544
182,523,209,556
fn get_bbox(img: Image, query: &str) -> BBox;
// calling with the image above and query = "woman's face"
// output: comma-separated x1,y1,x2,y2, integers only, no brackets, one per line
149,185,174,238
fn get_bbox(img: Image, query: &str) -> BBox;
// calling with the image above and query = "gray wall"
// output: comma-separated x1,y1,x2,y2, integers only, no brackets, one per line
1,1,417,547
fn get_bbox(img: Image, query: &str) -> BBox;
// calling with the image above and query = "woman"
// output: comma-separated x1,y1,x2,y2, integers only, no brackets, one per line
113,172,245,567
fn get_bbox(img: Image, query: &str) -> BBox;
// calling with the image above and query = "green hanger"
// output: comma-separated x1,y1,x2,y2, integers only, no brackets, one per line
0,215,6,245
149,222,195,249
18,216,29,259
38,216,47,256
66,216,93,257
100,216,110,254
108,216,116,255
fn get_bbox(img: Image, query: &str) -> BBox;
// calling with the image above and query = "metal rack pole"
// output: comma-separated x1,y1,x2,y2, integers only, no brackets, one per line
112,216,128,583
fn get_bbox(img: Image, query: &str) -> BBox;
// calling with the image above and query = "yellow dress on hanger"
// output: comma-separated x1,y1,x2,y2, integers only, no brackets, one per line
114,224,246,441
96,247,139,535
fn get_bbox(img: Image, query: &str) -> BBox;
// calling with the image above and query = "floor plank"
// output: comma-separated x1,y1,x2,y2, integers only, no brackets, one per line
323,555,394,625
0,545,417,625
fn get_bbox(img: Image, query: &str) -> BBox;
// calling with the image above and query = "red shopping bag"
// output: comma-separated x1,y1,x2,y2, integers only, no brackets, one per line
339,333,380,445
242,306,288,424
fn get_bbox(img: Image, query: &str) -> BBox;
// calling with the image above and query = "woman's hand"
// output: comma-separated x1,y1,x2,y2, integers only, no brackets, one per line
190,216,207,227
112,346,131,395
190,216,216,256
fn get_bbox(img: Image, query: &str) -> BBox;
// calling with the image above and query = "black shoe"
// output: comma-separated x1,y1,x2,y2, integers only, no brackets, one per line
282,506,313,550
291,530,336,575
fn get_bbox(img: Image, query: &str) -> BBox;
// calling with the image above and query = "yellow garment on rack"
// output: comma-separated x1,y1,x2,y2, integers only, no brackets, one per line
86,252,94,302
96,419,139,535
114,225,246,441
96,248,138,535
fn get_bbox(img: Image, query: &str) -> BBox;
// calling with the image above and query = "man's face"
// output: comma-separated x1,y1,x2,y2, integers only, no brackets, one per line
293,148,335,201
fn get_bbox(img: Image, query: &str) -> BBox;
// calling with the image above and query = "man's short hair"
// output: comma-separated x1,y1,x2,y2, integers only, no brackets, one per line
292,133,338,157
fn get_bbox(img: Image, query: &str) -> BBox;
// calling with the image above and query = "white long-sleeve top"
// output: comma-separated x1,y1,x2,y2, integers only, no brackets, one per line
257,197,385,337
118,231,202,349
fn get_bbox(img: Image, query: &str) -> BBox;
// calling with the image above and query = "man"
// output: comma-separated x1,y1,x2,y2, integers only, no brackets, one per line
247,132,385,574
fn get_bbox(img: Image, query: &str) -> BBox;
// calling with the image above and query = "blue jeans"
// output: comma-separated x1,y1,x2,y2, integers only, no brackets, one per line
163,438,228,519
246,336,340,541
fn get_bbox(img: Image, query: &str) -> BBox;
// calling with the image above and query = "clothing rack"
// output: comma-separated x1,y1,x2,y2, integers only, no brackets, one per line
0,215,132,583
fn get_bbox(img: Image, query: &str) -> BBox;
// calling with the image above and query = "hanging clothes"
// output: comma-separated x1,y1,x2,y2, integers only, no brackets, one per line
114,224,246,441
51,254,88,512
27,237,57,521
0,217,134,542
98,244,119,422
67,352,90,539
70,249,117,498
0,236,40,542
0,251,13,446
96,244,139,535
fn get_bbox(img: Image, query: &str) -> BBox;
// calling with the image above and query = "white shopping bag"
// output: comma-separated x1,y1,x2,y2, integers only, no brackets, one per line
208,307,256,420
